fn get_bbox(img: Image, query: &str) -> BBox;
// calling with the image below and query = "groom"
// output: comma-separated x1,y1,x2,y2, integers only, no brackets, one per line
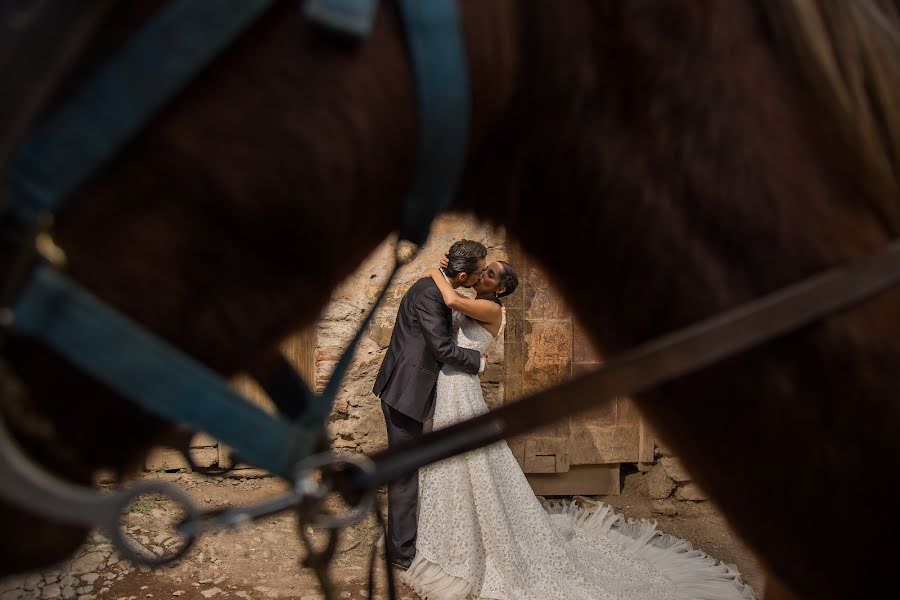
373,239,487,570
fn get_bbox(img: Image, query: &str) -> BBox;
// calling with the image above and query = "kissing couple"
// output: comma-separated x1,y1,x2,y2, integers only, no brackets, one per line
373,239,754,600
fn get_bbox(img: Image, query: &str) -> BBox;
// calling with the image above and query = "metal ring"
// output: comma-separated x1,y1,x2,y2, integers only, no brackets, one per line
108,481,198,567
292,452,376,530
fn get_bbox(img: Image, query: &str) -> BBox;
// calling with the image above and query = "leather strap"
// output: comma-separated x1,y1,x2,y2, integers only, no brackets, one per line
1,0,465,477
12,266,315,475
7,0,279,227
0,0,116,182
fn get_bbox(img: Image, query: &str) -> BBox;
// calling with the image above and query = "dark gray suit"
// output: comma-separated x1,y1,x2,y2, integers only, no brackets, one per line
373,277,480,560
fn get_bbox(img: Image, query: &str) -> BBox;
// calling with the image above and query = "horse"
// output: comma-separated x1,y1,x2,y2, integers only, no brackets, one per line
2,1,900,598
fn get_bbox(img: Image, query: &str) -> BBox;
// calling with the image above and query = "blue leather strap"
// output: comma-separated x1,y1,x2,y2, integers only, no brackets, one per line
304,0,470,245
12,266,313,476
3,0,471,478
395,0,470,245
303,0,379,38
7,0,278,227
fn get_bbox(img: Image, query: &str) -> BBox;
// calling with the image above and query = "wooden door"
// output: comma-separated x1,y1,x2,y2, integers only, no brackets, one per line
501,247,653,496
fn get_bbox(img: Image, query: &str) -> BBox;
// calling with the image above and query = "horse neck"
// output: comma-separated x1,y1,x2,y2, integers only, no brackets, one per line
46,1,419,375
464,0,892,355
461,4,900,596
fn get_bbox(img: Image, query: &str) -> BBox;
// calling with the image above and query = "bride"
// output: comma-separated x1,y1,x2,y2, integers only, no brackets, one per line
405,260,755,600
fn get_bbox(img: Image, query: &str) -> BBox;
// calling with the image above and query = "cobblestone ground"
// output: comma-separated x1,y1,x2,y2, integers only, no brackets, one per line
0,471,762,600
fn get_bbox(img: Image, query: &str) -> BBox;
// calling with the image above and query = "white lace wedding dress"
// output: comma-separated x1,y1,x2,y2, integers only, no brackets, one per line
404,311,756,600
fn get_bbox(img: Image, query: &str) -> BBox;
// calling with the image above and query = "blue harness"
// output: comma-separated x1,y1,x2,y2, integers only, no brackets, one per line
7,2,900,592
0,0,470,574
2,0,468,475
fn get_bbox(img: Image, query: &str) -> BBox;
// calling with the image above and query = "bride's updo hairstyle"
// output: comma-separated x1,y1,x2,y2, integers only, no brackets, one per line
497,261,519,299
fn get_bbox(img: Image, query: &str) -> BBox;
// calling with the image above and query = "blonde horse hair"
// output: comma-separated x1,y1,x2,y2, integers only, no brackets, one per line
762,0,900,235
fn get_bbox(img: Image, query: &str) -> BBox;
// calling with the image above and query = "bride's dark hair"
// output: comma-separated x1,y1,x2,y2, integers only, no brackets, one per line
496,261,519,299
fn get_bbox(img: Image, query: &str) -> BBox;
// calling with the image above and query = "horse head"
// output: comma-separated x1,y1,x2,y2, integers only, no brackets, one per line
3,2,900,599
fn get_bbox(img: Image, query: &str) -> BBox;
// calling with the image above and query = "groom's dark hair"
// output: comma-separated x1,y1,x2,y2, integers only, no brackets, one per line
444,239,487,278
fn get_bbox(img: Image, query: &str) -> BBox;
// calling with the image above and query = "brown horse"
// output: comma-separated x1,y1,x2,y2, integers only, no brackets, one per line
3,1,900,598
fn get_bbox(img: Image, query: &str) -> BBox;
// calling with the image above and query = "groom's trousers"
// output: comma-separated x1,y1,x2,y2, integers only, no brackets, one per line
381,400,423,561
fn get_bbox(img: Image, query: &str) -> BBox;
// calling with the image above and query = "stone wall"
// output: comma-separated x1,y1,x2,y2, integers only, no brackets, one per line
317,214,507,455
145,212,709,505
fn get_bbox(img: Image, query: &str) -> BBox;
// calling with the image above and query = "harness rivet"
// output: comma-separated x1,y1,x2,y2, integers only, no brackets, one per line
35,232,67,268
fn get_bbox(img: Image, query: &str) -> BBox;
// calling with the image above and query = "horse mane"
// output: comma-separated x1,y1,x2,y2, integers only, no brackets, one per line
762,0,900,235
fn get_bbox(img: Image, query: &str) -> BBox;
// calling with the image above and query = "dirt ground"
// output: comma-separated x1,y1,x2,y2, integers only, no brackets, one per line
1,470,764,600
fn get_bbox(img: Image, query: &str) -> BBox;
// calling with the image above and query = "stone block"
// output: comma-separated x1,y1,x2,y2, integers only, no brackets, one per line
651,499,678,516
573,495,600,509
487,333,506,358
481,382,504,411
522,365,570,394
522,322,571,394
675,482,709,501
525,321,571,362
508,437,526,468
332,436,358,449
352,408,389,454
568,425,640,465
145,447,217,472
525,454,556,473
526,464,619,496
573,404,616,433
367,324,393,350
321,298,360,322
573,325,601,363
661,456,692,482
638,419,656,464
500,374,523,403
503,340,526,374
524,262,554,290
645,464,675,499
503,307,525,342
616,396,641,424
482,363,503,384
189,433,217,448
500,285,523,310
622,471,648,495
523,438,568,473
655,439,675,457
524,286,569,320
570,367,616,425
69,551,105,575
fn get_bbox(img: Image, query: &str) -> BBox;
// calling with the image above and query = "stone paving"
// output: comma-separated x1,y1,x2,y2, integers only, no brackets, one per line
1,531,135,600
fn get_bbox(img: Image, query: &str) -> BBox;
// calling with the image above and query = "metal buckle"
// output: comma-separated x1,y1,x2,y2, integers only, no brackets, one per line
175,451,377,539
292,452,376,529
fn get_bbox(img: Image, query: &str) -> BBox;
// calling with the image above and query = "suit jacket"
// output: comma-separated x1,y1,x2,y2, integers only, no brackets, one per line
373,278,481,422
